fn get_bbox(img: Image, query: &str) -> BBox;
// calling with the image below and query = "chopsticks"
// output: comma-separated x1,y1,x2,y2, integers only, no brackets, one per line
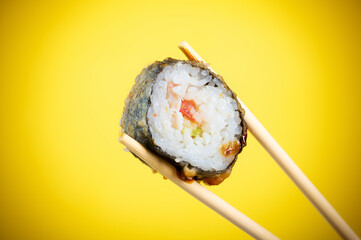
119,132,279,240
179,41,359,240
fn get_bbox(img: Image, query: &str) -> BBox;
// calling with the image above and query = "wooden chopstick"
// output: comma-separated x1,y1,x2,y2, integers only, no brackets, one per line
119,131,279,240
178,41,360,240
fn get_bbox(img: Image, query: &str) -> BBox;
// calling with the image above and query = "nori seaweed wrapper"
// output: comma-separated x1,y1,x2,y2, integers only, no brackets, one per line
121,58,247,185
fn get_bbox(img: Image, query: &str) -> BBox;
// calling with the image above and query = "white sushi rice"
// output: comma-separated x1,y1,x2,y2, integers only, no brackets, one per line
147,62,242,171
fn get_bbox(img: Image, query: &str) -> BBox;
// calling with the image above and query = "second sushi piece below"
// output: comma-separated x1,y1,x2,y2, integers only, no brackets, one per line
122,58,247,185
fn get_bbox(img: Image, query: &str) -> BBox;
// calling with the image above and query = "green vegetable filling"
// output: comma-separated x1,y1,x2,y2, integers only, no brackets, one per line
191,127,203,138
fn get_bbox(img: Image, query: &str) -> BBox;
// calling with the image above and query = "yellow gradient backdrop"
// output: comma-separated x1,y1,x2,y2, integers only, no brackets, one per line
1,0,360,239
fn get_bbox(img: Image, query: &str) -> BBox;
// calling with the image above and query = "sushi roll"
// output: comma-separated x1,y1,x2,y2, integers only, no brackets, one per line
121,58,247,185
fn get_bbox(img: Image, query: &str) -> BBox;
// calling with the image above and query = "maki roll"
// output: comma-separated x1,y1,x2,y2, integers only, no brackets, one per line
121,58,247,185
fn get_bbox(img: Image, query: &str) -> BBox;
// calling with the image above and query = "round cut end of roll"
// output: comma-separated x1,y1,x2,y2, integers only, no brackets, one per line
147,61,244,180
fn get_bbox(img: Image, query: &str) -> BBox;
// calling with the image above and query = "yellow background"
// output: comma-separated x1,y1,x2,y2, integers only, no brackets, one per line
1,0,360,239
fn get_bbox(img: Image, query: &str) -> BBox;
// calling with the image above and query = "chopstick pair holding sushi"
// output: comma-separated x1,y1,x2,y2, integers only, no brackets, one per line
119,41,359,240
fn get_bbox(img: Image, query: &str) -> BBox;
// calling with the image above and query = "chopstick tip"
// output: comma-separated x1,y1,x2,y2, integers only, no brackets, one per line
118,129,125,143
178,41,188,49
